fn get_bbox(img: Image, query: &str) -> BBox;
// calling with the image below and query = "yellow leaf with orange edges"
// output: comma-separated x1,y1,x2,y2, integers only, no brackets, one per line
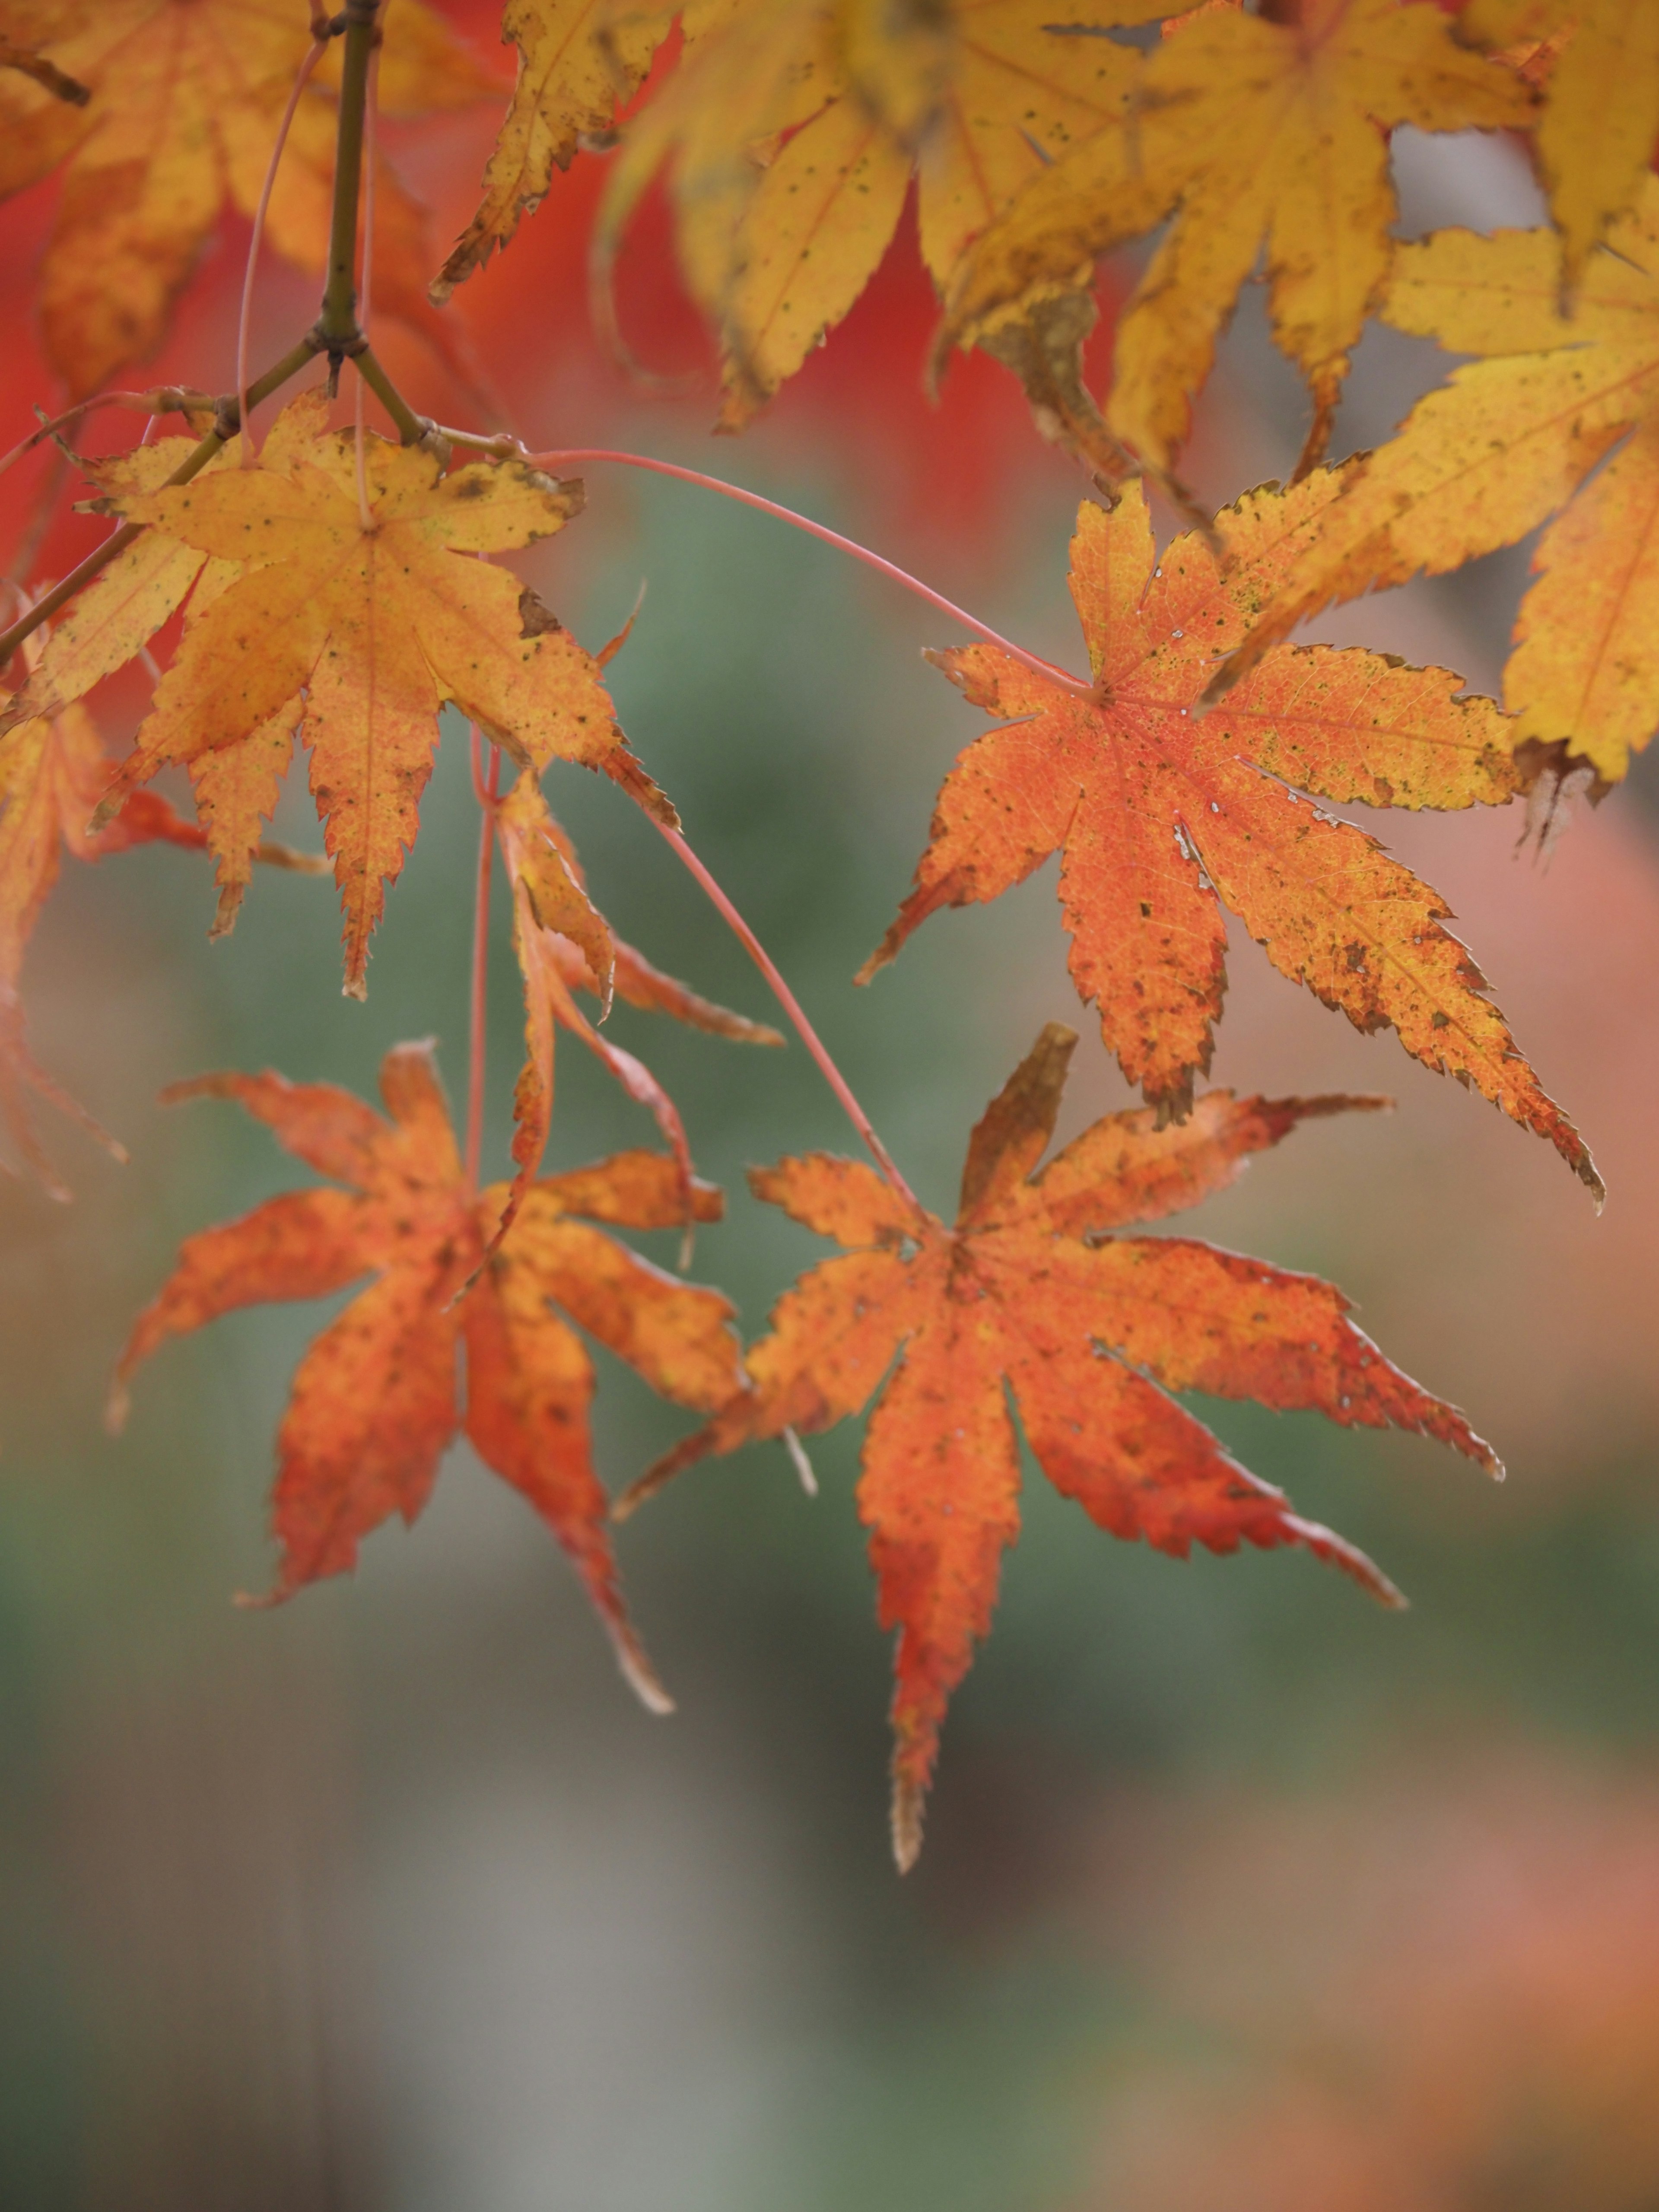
92,397,651,998
620,1025,1498,1868
940,0,1534,478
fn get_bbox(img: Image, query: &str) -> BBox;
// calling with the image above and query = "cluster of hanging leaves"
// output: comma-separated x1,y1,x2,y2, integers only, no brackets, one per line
0,0,1648,1861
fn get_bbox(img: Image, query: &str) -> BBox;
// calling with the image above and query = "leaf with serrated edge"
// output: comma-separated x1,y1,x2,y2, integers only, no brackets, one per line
941,0,1532,477
110,1042,748,1704
1216,186,1659,791
92,399,655,997
858,480,1598,1201
620,1026,1498,1869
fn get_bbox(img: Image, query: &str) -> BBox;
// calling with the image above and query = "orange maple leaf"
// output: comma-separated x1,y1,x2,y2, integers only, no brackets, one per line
859,478,1600,1200
0,0,499,396
619,1024,1499,1867
110,1040,749,1704
85,397,662,996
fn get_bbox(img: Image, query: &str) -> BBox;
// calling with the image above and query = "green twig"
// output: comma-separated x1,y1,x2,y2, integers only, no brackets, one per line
354,346,430,448
319,0,380,352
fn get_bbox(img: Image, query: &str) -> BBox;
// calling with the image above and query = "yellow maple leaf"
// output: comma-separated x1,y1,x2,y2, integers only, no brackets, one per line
596,0,1165,438
0,0,497,395
434,0,676,298
88,395,664,998
1460,0,1659,292
940,0,1534,479
1213,179,1659,786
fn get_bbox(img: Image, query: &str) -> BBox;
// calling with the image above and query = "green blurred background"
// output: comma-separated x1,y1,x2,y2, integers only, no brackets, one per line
5,108,1659,2212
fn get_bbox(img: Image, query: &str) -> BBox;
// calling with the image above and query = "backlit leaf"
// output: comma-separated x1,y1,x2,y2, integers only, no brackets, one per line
861,480,1599,1198
89,397,654,998
1214,185,1659,788
110,1041,749,1703
940,0,1533,478
620,1024,1498,1866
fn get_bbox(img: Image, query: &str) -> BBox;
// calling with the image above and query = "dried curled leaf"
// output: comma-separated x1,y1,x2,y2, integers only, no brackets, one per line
111,1042,749,1703
621,1025,1498,1868
492,769,781,1250
861,480,1599,1199
940,0,1533,478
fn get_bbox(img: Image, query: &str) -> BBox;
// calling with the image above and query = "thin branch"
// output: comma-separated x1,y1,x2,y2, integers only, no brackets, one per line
0,388,213,484
320,0,380,349
651,817,923,1215
238,34,328,465
352,40,381,527
354,346,429,448
524,446,1096,699
466,729,501,1191
0,336,323,669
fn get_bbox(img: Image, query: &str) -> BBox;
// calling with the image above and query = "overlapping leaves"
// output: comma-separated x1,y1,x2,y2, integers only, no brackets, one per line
938,0,1532,480
0,0,496,395
588,0,1162,449
34,393,658,997
1214,182,1659,789
621,1024,1498,1866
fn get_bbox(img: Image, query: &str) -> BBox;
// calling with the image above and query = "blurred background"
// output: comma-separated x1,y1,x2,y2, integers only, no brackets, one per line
3,13,1659,2207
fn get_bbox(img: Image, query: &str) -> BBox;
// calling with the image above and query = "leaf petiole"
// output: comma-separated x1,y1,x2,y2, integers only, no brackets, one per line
650,816,923,1216
505,441,1096,701
466,729,501,1193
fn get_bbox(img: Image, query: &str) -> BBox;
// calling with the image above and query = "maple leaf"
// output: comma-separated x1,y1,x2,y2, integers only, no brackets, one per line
0,0,496,396
596,0,1163,448
1211,181,1659,789
859,479,1600,1198
110,1040,749,1703
619,1023,1499,1867
80,395,666,996
1459,0,1659,292
0,654,317,1195
494,768,782,1245
434,0,674,298
938,0,1534,478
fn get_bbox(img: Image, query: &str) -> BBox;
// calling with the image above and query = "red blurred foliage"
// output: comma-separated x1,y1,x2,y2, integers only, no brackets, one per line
1068,1752,1659,2212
